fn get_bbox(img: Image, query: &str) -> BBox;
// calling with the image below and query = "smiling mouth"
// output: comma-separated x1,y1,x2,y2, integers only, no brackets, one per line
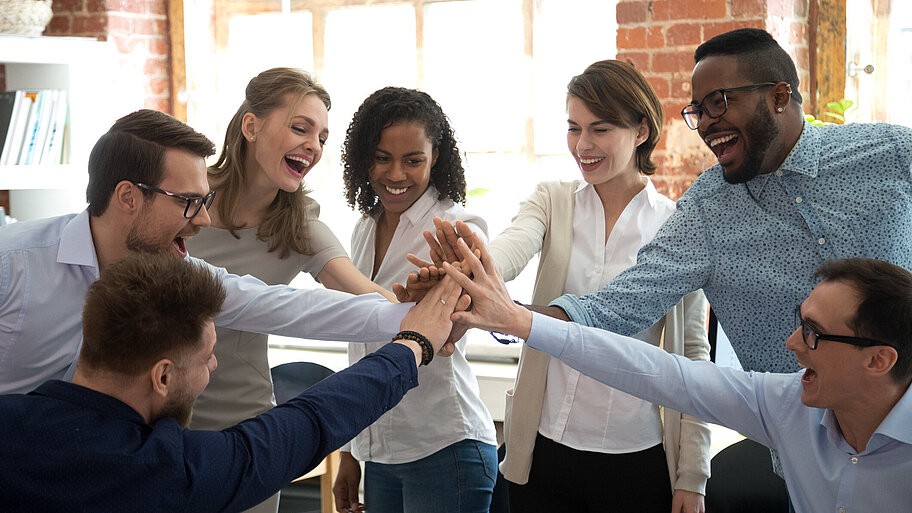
284,155,311,174
578,157,604,165
706,133,739,163
801,368,817,385
385,185,408,195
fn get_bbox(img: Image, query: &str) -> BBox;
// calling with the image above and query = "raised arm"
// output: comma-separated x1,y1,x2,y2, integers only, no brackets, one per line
318,256,398,302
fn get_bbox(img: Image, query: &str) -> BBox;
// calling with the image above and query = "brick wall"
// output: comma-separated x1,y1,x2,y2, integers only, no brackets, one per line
45,0,171,113
615,0,810,199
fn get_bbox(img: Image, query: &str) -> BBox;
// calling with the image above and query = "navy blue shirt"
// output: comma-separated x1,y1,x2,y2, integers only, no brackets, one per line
0,344,418,512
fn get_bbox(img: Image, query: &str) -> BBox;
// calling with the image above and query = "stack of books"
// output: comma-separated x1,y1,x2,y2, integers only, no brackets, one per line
0,90,69,166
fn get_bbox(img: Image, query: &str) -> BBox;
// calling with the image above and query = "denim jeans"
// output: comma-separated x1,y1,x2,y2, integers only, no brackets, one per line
364,439,497,513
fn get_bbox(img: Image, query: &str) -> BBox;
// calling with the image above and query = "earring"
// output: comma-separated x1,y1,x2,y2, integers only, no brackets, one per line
777,107,783,113
249,136,256,142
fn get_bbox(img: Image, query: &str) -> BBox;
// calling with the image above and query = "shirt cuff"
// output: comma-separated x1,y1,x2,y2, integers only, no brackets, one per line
526,312,570,358
549,294,591,326
376,300,415,338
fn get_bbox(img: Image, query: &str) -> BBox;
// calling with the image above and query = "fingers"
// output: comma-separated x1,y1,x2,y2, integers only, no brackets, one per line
455,292,472,312
392,282,410,303
406,252,435,269
421,230,445,267
437,340,456,356
433,217,460,264
453,238,486,283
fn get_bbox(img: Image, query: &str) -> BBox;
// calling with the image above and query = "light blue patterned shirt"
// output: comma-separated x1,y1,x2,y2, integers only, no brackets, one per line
527,313,912,513
552,122,912,373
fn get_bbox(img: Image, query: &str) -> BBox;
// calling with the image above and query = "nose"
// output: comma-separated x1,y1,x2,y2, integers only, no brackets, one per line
785,326,804,353
210,354,218,372
192,203,212,227
387,161,407,182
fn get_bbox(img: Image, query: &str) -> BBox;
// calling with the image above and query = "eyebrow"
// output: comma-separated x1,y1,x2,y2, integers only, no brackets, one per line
374,148,428,157
567,119,612,127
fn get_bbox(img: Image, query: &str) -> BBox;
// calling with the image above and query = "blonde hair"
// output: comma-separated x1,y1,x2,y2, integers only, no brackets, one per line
209,67,331,258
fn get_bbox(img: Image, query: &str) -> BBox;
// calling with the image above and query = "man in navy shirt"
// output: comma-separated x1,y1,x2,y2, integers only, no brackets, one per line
0,252,463,512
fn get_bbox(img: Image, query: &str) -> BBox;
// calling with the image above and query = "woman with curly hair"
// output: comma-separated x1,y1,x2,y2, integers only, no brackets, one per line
332,86,497,513
185,68,396,513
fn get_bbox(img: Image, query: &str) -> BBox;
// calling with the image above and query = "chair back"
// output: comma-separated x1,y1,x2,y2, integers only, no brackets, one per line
270,361,335,405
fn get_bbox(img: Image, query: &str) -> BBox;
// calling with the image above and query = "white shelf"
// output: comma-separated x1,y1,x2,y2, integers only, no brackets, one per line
1,35,115,220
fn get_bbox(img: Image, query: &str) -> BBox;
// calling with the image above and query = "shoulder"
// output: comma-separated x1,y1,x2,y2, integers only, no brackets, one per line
675,166,728,205
437,200,489,237
0,214,75,253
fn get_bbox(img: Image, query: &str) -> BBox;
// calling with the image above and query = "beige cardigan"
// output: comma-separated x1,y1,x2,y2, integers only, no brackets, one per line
489,180,712,494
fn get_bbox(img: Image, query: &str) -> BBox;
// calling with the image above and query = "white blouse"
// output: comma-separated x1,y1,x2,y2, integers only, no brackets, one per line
538,179,675,453
346,186,498,464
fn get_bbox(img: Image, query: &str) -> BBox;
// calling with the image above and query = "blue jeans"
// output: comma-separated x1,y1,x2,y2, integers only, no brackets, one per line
364,439,497,513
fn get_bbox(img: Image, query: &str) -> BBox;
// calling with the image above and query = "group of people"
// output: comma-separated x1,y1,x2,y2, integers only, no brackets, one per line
0,26,910,513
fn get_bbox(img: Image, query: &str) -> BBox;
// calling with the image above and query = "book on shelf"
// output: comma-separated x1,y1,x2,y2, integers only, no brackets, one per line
0,89,68,166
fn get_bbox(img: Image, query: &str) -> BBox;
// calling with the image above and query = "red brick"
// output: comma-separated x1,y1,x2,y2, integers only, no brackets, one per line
616,51,650,72
793,47,809,69
45,14,73,34
666,23,702,47
767,0,805,18
704,20,763,40
147,0,166,15
107,13,131,33
652,0,727,21
147,37,169,56
86,0,107,13
72,13,108,35
616,1,650,24
671,77,692,97
147,77,169,96
652,50,693,73
788,21,807,45
663,104,685,127
143,56,168,77
133,17,167,35
645,26,664,48
111,33,139,53
731,0,766,17
53,0,84,14
648,76,670,98
144,97,171,113
618,27,646,49
107,0,145,14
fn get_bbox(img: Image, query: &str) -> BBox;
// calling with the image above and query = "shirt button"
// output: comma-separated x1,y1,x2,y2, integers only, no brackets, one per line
818,238,826,245
851,456,858,464
775,170,783,176
795,196,803,203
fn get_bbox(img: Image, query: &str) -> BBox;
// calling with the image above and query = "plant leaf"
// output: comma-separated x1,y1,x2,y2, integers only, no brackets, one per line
467,187,490,197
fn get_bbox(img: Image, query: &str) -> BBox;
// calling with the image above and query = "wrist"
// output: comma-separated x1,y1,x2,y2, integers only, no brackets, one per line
392,330,434,366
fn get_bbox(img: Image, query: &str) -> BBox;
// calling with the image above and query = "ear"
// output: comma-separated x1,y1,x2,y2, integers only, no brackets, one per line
241,112,259,143
864,346,898,378
772,82,792,112
431,147,439,168
634,117,649,147
149,358,176,400
111,180,144,216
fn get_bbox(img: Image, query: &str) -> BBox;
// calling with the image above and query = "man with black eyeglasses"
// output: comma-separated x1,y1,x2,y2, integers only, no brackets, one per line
445,238,912,513
0,109,416,395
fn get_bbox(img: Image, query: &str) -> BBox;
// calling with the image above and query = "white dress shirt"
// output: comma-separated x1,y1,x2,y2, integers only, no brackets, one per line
0,210,411,394
538,180,674,453
346,186,497,463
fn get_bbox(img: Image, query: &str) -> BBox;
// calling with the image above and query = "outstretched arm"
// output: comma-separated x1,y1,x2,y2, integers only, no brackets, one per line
318,256,398,302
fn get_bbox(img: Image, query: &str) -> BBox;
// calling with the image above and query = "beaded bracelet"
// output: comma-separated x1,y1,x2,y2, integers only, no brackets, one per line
392,330,434,366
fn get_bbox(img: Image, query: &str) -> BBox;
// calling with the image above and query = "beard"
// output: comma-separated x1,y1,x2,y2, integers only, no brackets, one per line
722,99,780,184
155,387,195,429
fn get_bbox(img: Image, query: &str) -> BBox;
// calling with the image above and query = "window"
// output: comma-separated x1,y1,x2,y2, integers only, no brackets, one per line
182,0,620,358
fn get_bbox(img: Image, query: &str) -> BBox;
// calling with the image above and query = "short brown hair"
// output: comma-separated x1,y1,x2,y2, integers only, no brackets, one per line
80,254,226,376
86,109,216,217
815,258,912,384
566,60,664,175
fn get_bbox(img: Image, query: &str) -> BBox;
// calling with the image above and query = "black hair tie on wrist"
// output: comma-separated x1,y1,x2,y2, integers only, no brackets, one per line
393,330,434,366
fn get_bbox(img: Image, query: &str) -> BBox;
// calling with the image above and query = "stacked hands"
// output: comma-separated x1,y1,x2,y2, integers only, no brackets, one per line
395,217,533,357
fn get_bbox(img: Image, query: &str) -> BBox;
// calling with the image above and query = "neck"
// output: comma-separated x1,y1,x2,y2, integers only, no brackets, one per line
72,367,153,424
377,208,402,234
592,171,647,215
762,110,805,175
88,213,130,272
833,380,907,452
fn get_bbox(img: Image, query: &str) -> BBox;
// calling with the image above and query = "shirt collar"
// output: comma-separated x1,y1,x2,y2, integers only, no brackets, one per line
31,380,148,426
57,209,100,277
745,122,821,200
399,185,441,228
819,383,912,453
574,177,659,208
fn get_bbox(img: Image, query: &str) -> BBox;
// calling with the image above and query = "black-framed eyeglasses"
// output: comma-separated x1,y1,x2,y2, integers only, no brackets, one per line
794,306,897,351
681,82,779,130
133,182,215,219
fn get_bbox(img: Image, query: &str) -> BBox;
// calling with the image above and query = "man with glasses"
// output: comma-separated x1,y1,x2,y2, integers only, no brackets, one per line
0,109,414,395
445,238,912,513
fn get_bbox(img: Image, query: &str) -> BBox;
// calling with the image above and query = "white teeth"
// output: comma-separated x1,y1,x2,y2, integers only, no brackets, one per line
286,155,311,167
385,185,408,195
579,157,604,165
709,134,737,147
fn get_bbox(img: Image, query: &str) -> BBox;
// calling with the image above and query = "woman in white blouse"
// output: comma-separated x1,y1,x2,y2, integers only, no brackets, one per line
332,87,497,513
490,60,712,513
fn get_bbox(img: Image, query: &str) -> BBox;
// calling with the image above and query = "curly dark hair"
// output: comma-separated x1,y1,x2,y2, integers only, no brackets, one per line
342,87,466,216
